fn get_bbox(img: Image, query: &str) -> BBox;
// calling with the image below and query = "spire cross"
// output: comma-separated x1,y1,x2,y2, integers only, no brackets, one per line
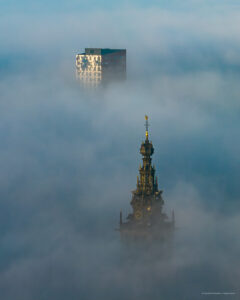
145,115,149,140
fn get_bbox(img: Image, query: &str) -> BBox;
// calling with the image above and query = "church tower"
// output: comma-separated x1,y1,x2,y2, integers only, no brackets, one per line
119,116,174,240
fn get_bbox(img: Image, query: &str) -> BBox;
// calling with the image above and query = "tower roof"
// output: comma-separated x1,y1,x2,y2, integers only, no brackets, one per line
119,116,175,239
140,115,154,157
79,48,126,55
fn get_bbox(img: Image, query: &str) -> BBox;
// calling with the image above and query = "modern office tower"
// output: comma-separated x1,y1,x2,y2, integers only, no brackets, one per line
119,116,175,242
76,48,126,88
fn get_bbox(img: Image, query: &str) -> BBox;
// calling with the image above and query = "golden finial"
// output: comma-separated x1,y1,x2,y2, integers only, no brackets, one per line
145,115,149,140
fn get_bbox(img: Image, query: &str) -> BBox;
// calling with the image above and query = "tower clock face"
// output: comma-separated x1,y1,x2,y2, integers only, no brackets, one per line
135,210,142,220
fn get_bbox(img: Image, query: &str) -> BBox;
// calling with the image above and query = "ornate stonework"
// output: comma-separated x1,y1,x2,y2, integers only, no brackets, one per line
119,116,174,240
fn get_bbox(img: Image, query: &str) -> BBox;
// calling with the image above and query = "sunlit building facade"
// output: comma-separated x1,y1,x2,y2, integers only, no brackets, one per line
76,48,126,88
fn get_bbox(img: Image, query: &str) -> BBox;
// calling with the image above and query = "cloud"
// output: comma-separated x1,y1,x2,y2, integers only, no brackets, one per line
0,2,240,299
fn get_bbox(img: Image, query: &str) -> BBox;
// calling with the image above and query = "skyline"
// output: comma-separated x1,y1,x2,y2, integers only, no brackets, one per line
1,0,240,299
1,2,240,73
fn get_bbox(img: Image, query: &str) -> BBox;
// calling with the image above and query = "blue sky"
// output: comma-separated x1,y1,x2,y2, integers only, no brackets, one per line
1,0,240,13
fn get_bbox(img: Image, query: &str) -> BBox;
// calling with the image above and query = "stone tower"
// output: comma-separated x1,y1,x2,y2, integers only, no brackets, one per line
119,116,174,240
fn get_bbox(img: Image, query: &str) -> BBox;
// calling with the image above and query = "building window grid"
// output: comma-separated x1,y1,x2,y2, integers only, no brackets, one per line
77,53,106,87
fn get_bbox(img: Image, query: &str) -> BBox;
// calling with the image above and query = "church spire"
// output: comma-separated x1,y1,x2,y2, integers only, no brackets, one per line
119,116,175,239
133,115,156,196
145,115,149,140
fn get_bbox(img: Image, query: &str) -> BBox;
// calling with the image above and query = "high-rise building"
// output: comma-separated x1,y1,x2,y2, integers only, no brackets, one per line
119,116,175,241
76,48,126,88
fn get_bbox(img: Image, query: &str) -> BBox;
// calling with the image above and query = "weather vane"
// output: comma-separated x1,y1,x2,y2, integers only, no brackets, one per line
145,115,149,139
